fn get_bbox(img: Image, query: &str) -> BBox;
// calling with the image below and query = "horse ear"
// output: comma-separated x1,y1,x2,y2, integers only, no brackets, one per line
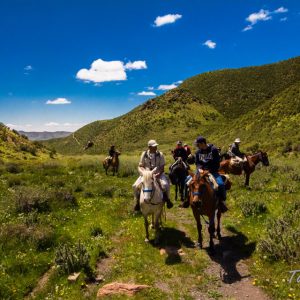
138,166,145,176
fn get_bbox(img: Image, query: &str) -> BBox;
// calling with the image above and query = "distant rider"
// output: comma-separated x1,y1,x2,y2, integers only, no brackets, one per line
170,141,189,170
133,139,173,211
228,138,247,166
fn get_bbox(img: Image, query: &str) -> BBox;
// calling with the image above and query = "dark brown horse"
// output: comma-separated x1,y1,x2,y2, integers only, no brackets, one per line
219,151,269,186
103,151,121,175
188,172,223,252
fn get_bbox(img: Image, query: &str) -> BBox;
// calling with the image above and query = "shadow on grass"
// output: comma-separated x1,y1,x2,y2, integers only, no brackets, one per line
206,226,256,284
150,227,195,265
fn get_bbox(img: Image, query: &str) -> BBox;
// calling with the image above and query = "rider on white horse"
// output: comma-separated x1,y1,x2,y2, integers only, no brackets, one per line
133,139,173,211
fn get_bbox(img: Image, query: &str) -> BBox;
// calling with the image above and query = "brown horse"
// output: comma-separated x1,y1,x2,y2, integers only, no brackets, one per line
188,172,223,253
219,151,269,186
103,152,121,175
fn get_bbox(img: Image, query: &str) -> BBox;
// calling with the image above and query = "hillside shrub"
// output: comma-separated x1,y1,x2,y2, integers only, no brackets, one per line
19,144,37,156
15,187,50,213
258,200,300,263
6,163,22,174
0,223,55,251
238,198,267,217
55,241,93,277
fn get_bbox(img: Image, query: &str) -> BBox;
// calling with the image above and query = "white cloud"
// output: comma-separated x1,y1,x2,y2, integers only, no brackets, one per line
125,61,147,70
138,91,156,96
246,9,271,25
175,80,183,84
274,7,288,14
24,65,33,71
243,7,288,31
76,58,147,84
158,84,177,90
203,40,216,49
6,123,32,130
280,17,288,22
45,122,59,127
46,98,71,105
242,25,253,32
147,86,154,90
154,14,182,27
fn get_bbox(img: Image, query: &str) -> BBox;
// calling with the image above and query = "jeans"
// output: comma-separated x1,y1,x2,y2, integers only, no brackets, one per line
212,173,226,201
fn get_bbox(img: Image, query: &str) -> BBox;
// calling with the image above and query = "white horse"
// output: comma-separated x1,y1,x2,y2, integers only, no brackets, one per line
138,167,164,244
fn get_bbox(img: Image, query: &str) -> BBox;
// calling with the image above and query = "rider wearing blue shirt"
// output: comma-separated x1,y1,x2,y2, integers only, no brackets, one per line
194,136,228,213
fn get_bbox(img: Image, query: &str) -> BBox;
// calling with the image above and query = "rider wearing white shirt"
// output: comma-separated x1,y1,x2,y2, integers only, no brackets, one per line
133,139,173,211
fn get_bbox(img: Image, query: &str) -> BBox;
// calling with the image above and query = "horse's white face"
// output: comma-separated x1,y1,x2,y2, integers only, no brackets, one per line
138,167,157,202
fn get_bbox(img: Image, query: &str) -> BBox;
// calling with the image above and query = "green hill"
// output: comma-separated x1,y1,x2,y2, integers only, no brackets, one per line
44,56,300,155
0,123,50,161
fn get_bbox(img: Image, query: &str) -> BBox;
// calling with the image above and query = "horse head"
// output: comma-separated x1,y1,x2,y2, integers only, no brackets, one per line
188,173,208,209
138,167,157,202
259,151,269,166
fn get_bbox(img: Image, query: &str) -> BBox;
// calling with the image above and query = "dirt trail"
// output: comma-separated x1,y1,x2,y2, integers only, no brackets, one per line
168,206,270,300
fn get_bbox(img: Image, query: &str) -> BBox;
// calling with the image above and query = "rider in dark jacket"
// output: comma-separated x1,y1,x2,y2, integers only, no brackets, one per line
193,136,228,213
173,141,188,162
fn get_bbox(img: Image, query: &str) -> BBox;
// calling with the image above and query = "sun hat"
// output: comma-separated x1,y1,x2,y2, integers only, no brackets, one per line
148,139,159,147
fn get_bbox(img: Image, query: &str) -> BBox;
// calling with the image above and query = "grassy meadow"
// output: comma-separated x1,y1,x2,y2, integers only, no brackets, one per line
0,153,299,300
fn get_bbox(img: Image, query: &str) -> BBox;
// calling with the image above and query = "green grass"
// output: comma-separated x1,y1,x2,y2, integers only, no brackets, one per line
0,155,299,299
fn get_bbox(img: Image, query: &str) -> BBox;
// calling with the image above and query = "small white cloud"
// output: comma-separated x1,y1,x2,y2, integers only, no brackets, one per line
147,86,154,90
76,58,147,84
243,7,288,31
246,9,272,25
24,65,33,71
274,7,288,14
45,122,60,127
46,98,71,105
138,91,156,96
203,40,216,49
154,14,182,27
280,17,288,22
6,123,32,130
125,61,147,70
158,84,177,90
175,80,183,84
242,25,253,32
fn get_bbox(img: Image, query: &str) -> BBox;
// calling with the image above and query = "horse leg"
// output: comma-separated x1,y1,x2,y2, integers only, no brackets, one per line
192,208,202,248
216,209,222,240
175,184,178,201
245,173,250,186
208,215,215,253
144,216,149,242
153,212,161,245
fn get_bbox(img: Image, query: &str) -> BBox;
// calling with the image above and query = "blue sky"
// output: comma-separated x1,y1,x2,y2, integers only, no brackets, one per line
0,0,300,132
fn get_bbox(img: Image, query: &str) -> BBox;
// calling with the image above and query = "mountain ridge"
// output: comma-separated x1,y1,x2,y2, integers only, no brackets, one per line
43,56,300,154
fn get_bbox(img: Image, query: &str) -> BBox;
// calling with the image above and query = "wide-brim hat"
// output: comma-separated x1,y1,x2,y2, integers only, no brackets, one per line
234,138,241,143
148,139,159,147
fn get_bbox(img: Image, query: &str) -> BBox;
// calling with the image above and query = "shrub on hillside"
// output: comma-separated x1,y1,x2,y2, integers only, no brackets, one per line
55,241,93,277
0,223,55,251
238,198,267,217
258,200,300,263
19,144,37,156
14,187,77,213
6,163,22,174
15,187,50,213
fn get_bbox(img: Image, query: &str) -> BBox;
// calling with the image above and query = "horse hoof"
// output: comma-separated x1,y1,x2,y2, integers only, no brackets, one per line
217,233,222,240
196,242,202,249
145,238,149,243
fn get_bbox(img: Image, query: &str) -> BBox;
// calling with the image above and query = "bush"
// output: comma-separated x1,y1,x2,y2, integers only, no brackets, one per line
6,163,22,174
55,241,93,277
258,200,300,263
19,144,37,156
101,187,115,198
238,198,267,217
7,176,22,187
15,187,50,213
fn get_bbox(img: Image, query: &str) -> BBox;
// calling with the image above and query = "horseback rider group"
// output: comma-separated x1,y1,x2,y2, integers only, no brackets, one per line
110,136,246,213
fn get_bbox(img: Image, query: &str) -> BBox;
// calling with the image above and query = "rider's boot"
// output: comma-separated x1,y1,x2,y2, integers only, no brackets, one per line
134,191,140,211
163,192,173,209
218,196,228,213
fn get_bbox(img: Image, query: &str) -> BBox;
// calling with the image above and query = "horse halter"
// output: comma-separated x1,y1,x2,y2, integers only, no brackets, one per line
142,179,155,203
